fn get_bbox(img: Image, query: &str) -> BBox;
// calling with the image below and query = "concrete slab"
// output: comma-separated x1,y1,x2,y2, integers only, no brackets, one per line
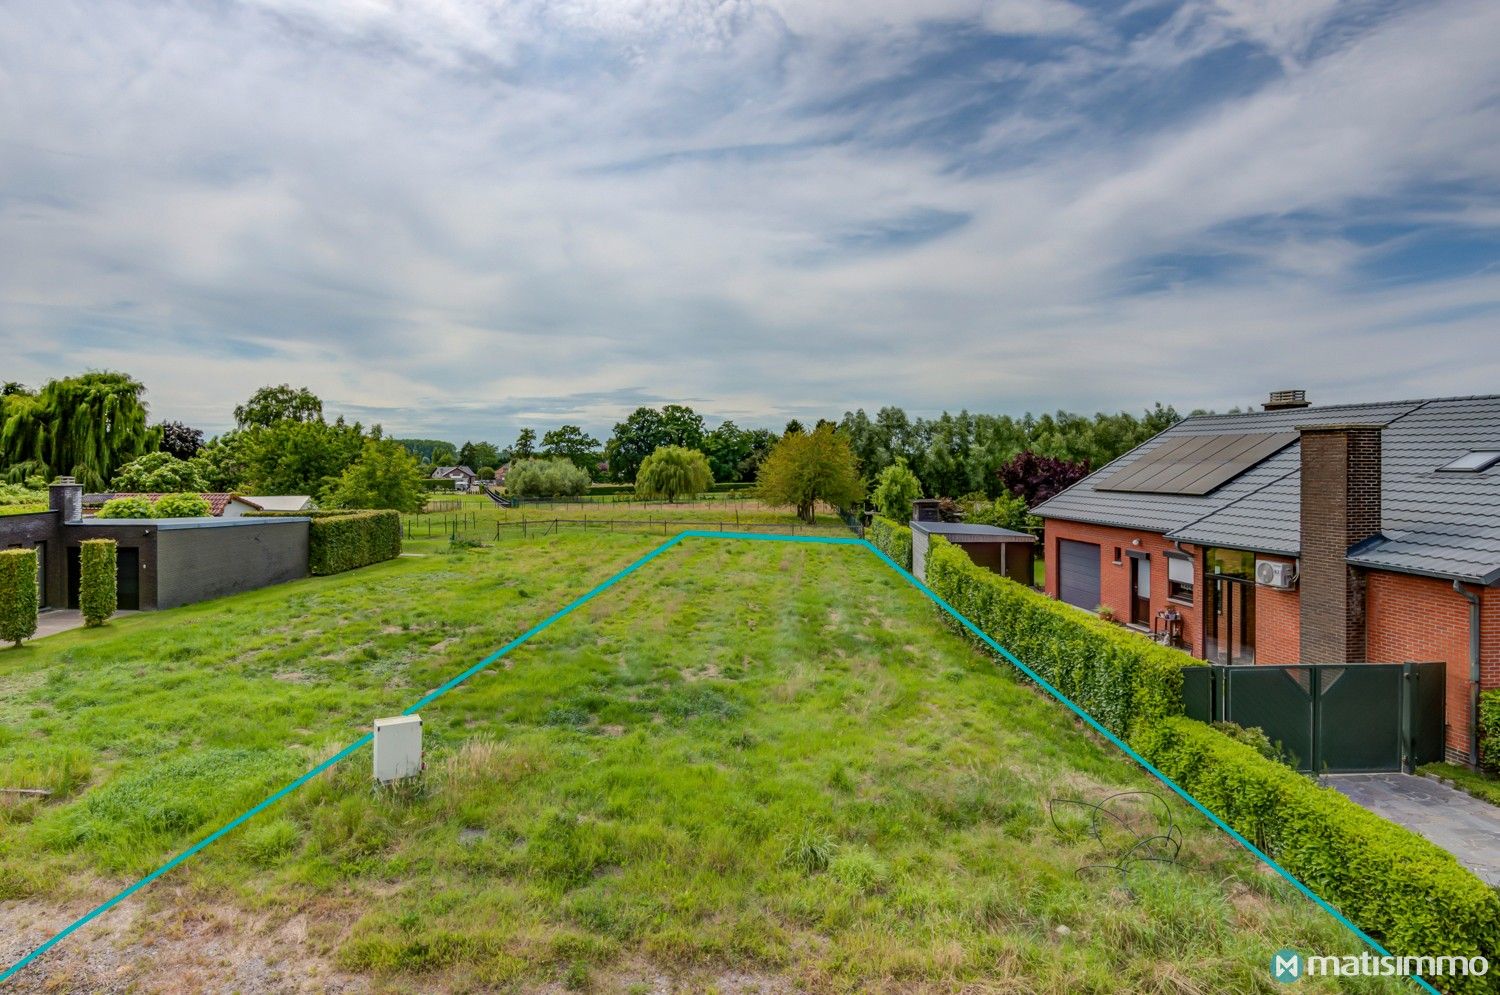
30,609,138,640
1322,772,1500,886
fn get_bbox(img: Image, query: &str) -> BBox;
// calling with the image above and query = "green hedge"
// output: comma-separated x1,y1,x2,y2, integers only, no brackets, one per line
249,509,401,575
868,515,913,572
79,538,117,627
924,535,1192,736
0,547,39,647
1479,689,1500,775
419,478,457,492
1135,717,1500,986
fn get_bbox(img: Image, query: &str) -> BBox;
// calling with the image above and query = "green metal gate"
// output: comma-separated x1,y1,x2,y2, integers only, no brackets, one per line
1180,662,1445,773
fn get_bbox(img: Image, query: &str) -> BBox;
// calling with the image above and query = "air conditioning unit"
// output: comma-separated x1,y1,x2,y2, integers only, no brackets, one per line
1255,560,1297,589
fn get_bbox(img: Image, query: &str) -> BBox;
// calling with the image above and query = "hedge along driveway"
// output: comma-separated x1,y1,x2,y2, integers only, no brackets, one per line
922,535,1500,992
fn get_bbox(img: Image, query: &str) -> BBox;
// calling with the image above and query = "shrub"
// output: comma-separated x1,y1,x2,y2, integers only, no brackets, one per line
287,510,402,575
635,445,712,502
79,538,117,627
506,458,590,498
0,547,39,647
868,516,913,572
151,492,211,518
110,451,207,492
1134,717,1500,986
871,461,921,521
0,482,47,508
1479,688,1500,775
923,535,1191,735
97,496,153,519
323,439,426,513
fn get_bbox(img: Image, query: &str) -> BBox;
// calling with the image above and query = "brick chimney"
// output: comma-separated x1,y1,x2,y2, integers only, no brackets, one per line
1298,424,1382,662
49,475,82,523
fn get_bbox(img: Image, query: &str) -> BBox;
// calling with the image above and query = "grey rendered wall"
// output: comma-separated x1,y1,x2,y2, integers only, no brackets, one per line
911,528,930,582
154,521,309,609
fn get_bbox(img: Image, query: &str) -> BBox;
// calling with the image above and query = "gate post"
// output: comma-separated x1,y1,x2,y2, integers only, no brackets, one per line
1400,661,1415,774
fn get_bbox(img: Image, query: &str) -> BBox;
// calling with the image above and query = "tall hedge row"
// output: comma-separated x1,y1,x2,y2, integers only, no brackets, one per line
1479,688,1500,775
923,535,1190,735
304,510,401,575
1134,718,1500,985
868,515,913,572
0,547,39,647
79,538,117,627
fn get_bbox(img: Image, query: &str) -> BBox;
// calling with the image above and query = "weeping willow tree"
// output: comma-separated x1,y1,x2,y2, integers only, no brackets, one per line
0,372,158,490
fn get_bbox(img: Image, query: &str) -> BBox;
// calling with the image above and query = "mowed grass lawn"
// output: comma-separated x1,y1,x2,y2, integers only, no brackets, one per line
0,535,1398,993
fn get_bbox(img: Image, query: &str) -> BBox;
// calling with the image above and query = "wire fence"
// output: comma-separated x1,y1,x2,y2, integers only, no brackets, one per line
401,513,858,541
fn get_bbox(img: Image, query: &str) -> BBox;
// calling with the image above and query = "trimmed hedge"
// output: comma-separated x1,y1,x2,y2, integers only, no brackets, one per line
250,510,401,575
79,538,117,627
1480,688,1500,775
868,515,913,572
0,547,39,647
1135,717,1500,985
924,535,1192,736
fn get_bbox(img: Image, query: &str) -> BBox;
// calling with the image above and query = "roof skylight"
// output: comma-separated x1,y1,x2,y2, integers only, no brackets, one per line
1438,450,1500,473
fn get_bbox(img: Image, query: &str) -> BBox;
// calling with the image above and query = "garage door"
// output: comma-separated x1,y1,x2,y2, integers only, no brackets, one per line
1057,539,1101,610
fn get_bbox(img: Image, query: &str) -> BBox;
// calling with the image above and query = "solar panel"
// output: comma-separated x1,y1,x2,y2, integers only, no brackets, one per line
1094,432,1299,495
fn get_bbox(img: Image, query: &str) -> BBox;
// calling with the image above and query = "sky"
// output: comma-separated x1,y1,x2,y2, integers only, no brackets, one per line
2,0,1498,443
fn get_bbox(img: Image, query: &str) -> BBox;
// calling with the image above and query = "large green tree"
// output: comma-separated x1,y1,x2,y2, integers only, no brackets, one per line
541,425,601,474
635,446,712,502
871,460,922,521
324,438,426,512
396,439,458,465
241,418,366,495
505,458,590,498
234,384,324,428
702,421,753,482
755,424,864,524
605,405,706,482
111,451,208,492
512,428,537,460
0,371,158,489
457,440,504,471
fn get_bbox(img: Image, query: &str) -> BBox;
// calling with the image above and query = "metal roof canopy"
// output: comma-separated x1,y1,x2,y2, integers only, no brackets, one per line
1094,431,1299,495
910,521,1035,541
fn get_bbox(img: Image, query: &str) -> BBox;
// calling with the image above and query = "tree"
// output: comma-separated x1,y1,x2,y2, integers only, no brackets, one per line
702,421,753,482
111,452,207,493
505,458,590,498
964,492,1039,534
396,439,458,465
156,421,204,460
783,419,805,436
755,424,864,523
636,446,712,502
605,405,705,482
996,450,1090,508
476,466,496,481
234,384,323,428
97,496,154,518
659,405,706,449
241,418,366,495
512,428,537,460
871,461,921,521
324,438,426,512
152,492,212,518
189,432,251,491
0,371,157,490
457,440,503,471
79,539,117,627
0,548,38,648
541,425,601,474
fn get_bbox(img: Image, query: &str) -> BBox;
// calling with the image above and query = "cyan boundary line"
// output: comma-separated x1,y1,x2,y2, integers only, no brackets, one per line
1,530,1434,992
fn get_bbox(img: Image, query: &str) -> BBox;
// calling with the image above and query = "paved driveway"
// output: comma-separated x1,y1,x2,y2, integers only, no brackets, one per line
1322,773,1500,886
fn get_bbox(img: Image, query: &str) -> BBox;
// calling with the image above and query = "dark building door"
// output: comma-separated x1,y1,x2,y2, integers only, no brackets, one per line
1057,539,1101,610
1130,554,1151,625
66,546,140,611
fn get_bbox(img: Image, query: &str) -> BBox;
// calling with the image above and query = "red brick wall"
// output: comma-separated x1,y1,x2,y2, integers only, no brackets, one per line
1042,520,1204,657
1365,571,1500,764
1255,554,1301,665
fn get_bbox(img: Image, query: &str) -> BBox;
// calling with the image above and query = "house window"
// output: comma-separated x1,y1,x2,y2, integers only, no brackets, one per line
1166,552,1194,603
1112,546,1122,564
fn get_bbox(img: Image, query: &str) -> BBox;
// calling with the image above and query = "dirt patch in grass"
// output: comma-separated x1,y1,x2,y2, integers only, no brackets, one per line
0,886,366,994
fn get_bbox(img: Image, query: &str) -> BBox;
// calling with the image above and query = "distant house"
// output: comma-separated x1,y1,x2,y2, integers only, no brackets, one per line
493,463,510,487
223,496,318,517
430,465,477,492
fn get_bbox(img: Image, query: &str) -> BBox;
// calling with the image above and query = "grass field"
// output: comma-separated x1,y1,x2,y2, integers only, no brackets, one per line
0,534,1399,993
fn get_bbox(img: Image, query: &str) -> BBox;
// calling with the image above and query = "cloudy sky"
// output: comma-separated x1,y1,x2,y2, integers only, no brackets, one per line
2,0,1498,442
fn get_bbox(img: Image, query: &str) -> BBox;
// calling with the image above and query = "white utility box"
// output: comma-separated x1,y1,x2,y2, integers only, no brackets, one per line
373,714,423,783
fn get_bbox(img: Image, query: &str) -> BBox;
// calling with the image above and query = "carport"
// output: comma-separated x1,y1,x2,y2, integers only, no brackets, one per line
910,520,1035,584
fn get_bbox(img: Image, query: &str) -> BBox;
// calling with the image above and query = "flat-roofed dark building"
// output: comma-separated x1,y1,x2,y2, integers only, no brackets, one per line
910,518,1035,585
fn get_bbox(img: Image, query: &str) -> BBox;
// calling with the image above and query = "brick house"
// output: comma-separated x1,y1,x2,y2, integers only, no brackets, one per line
1033,392,1500,766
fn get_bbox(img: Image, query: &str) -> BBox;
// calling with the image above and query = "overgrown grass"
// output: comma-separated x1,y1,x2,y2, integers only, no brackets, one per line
0,535,1401,991
1419,762,1500,808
